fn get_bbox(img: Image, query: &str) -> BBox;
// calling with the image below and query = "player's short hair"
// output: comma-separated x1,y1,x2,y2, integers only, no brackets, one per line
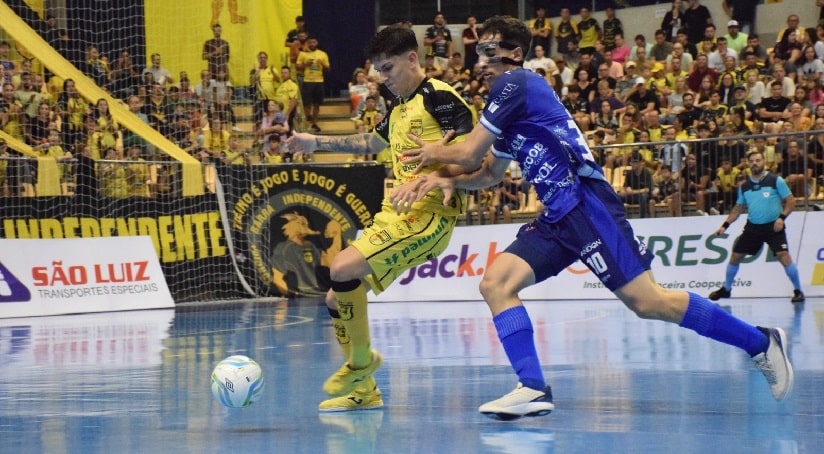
366,25,418,59
478,15,531,54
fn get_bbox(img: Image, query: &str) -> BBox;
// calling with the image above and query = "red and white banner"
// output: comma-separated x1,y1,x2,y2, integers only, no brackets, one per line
374,213,820,302
0,237,174,318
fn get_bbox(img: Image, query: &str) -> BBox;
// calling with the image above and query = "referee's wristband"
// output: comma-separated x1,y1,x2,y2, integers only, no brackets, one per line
722,222,730,229
779,214,787,221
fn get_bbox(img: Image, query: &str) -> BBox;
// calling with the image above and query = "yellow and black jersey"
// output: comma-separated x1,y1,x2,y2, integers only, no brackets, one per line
374,77,477,216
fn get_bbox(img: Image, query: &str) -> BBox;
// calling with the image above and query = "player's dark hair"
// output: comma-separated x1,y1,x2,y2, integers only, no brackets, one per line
366,25,418,59
478,15,531,54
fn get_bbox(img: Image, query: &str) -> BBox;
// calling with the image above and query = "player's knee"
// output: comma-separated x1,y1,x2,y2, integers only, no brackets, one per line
478,273,513,301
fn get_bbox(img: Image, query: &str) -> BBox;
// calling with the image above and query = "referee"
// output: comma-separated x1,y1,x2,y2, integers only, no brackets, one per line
710,150,805,303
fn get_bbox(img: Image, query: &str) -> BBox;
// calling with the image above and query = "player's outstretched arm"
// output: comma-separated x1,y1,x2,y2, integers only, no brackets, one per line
287,132,385,160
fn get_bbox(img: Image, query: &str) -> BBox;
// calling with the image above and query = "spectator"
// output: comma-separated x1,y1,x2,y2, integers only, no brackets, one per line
589,80,625,121
741,71,765,106
807,116,824,182
285,16,306,47
661,0,685,43
100,148,128,198
713,154,745,214
602,50,623,80
202,116,231,159
354,96,383,134
593,99,619,143
203,24,230,80
740,34,768,65
682,0,713,46
124,145,151,197
770,65,796,99
652,163,682,216
206,68,238,131
424,12,452,70
680,152,712,214
577,7,600,55
524,45,557,76
492,170,521,224
422,54,443,80
260,134,288,163
758,81,792,129
296,35,330,133
555,56,574,89
348,68,370,114
687,54,718,92
143,53,173,87
563,84,591,132
257,99,288,144
626,77,660,116
528,7,551,60
657,126,689,172
144,81,172,136
778,139,812,198
275,66,299,134
707,37,737,73
602,6,623,51
611,33,631,65
630,34,651,62
250,51,281,106
554,8,579,56
462,16,480,72
651,29,674,62
109,50,139,99
772,29,803,68
723,20,748,54
289,31,309,78
620,151,655,218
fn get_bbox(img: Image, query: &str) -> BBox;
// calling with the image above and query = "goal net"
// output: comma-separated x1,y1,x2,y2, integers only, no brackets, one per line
0,0,385,303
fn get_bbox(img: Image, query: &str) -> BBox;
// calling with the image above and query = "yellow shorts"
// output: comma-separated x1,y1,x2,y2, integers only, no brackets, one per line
352,204,457,294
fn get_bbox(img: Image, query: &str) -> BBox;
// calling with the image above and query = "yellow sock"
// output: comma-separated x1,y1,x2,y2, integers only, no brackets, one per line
331,316,351,358
334,282,372,368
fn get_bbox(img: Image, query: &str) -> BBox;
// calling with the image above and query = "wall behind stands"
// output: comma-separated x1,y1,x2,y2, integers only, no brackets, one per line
303,0,376,97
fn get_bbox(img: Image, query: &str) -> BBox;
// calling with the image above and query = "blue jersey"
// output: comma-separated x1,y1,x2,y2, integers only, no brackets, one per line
480,68,604,222
736,172,791,224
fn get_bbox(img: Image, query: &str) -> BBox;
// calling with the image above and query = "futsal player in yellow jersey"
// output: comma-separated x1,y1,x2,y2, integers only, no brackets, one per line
288,25,477,412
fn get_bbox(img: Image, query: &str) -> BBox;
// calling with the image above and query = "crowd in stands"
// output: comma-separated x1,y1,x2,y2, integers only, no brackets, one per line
2,4,824,220
396,4,824,221
0,14,314,198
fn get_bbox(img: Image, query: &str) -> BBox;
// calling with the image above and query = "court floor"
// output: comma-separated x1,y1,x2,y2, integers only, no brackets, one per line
1,296,822,454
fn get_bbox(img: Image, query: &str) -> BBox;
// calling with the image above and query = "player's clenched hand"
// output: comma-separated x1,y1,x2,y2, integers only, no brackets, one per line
403,130,455,174
286,132,316,161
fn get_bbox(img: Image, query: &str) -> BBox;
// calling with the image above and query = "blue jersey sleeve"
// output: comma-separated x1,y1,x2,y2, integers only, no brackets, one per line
479,70,525,138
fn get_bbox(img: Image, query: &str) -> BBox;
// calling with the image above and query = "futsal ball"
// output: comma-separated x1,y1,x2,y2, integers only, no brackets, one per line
210,355,265,408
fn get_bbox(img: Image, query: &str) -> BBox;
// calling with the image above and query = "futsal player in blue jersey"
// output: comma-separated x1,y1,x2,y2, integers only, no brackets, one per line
392,15,794,420
709,150,805,303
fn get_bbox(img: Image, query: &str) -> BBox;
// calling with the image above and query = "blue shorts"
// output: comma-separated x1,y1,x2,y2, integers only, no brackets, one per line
505,177,653,291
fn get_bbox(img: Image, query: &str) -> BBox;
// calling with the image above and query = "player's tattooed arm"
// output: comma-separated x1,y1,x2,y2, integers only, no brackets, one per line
315,133,385,155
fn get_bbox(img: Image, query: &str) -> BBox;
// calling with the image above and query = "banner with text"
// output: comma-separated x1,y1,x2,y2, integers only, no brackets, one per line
0,237,174,318
374,214,818,302
0,195,233,302
219,163,385,298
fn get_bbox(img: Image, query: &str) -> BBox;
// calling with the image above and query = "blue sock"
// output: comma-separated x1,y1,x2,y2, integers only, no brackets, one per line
493,306,545,390
679,292,769,357
784,263,802,291
724,264,739,291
